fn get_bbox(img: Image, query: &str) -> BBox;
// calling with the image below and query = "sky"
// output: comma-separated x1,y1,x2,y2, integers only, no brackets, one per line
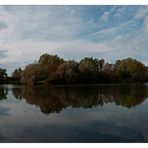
0,5,148,75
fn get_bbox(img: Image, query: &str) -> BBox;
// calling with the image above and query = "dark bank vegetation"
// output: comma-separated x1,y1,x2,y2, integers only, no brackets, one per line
0,53,148,85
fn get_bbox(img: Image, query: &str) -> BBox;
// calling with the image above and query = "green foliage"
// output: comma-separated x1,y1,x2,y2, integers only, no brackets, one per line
114,58,146,82
78,57,106,83
38,53,64,65
78,57,100,74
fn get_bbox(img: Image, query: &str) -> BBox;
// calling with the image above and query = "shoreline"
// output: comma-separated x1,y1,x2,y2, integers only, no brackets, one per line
0,82,147,87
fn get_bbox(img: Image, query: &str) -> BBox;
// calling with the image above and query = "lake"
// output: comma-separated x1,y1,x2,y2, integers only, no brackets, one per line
0,84,148,142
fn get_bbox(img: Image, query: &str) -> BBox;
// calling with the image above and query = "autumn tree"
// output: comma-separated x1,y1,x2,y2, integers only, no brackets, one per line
20,64,49,85
38,53,65,78
78,57,100,73
12,68,22,80
49,61,78,84
15,53,148,84
78,57,101,83
38,53,64,65
114,58,146,82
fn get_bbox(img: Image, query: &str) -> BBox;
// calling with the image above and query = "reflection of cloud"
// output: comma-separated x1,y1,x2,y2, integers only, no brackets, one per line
0,85,147,142
0,106,9,116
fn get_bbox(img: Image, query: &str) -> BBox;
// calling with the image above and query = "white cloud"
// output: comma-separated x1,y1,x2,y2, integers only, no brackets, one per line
134,6,148,19
100,11,110,21
0,6,147,75
143,16,148,32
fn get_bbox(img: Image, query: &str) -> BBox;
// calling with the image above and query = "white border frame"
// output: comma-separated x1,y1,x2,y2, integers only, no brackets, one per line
0,0,148,5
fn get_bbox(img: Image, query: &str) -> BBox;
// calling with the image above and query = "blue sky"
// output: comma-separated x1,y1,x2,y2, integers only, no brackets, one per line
0,6,148,75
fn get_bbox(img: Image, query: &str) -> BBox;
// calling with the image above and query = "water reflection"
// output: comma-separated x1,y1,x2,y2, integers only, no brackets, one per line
0,86,8,100
11,85,148,115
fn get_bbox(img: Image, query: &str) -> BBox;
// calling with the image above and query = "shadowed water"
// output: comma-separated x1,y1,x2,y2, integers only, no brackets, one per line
0,84,148,142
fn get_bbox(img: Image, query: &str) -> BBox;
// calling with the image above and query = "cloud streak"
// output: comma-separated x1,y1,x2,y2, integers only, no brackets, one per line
0,6,147,75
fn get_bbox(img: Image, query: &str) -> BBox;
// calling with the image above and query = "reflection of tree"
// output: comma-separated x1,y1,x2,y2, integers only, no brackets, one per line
12,85,148,115
12,87,22,100
0,86,8,100
112,85,148,108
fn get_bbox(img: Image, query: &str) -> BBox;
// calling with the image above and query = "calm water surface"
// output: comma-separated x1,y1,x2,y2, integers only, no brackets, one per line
0,84,148,142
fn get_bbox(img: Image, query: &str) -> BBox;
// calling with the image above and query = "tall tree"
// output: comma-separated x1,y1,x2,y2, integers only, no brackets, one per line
38,53,64,65
12,68,22,80
49,61,78,84
78,57,100,73
78,57,101,83
0,69,7,82
21,64,49,85
114,58,146,82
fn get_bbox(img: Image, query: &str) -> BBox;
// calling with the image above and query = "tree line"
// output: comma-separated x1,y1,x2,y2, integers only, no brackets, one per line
0,53,148,85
